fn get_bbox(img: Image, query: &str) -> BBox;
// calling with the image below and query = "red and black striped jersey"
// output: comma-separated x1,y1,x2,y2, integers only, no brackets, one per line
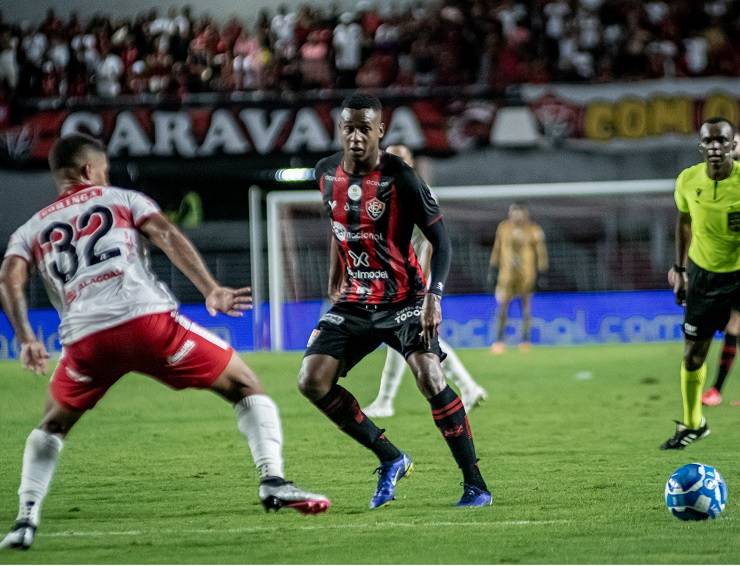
315,151,443,305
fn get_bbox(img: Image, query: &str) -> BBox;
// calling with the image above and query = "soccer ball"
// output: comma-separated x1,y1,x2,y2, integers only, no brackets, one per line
664,463,728,521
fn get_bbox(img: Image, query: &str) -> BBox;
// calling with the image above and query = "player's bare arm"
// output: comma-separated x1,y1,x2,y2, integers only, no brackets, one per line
669,211,691,304
419,219,452,347
0,255,49,375
327,238,342,302
138,213,252,317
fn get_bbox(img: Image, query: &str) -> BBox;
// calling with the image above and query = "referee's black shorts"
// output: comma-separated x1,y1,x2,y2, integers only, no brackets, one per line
684,260,740,340
304,296,446,377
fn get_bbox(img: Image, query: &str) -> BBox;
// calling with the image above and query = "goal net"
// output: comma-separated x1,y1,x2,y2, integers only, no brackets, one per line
266,179,675,351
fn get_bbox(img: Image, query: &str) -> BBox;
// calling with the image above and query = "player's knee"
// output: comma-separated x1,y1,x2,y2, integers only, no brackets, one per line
684,350,706,370
297,366,331,401
415,367,446,397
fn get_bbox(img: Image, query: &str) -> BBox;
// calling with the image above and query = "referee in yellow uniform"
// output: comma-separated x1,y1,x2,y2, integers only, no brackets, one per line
663,117,740,449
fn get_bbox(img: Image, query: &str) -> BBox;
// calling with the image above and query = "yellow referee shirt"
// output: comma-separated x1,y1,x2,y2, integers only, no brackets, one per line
674,161,740,273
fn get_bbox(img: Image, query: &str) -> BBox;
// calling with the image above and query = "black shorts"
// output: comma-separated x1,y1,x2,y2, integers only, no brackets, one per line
304,297,446,377
684,260,740,340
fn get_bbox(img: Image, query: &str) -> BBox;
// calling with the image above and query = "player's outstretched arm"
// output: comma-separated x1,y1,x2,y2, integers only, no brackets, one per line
0,256,49,374
139,213,252,317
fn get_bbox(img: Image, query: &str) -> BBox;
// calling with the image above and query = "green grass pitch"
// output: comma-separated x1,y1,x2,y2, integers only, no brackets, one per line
1,342,738,564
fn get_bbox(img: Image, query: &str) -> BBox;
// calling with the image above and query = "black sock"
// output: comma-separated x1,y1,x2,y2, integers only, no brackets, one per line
315,385,401,463
714,333,737,393
429,386,487,491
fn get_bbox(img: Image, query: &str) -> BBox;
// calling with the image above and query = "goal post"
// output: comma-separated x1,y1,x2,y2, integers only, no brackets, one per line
266,179,675,351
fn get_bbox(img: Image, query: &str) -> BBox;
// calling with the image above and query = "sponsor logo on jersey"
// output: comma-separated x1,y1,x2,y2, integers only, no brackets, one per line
76,269,124,292
366,197,386,220
394,304,422,323
347,268,389,280
364,177,392,188
348,184,362,201
332,221,347,241
39,188,104,219
321,313,345,325
349,250,370,267
328,200,337,210
332,221,383,242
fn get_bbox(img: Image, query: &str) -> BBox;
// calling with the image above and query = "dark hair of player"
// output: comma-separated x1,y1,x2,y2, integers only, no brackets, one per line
48,133,106,172
511,201,528,210
702,117,736,136
341,92,382,113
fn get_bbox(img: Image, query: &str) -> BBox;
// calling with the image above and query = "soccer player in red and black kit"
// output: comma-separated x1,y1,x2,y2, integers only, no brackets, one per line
298,93,492,508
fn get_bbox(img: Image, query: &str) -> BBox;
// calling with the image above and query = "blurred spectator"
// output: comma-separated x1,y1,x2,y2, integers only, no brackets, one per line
0,29,18,91
95,44,123,97
333,12,362,88
299,30,331,88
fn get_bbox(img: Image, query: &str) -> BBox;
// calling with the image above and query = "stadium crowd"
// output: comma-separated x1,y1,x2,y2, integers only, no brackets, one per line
0,0,738,100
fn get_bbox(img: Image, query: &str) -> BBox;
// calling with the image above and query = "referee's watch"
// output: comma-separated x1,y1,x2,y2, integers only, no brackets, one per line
673,264,686,273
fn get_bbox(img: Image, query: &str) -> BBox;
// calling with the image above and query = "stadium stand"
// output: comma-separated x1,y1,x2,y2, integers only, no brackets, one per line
0,0,738,100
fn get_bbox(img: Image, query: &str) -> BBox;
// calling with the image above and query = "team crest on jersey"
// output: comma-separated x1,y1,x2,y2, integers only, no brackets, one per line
366,197,386,220
348,184,362,201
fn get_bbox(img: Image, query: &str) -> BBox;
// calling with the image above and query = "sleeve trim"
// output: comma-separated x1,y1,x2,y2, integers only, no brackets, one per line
135,212,159,229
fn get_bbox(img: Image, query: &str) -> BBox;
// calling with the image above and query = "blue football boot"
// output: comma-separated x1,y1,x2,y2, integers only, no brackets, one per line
369,453,413,509
457,484,493,507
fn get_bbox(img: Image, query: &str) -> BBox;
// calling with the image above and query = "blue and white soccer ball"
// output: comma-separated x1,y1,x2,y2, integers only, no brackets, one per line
664,463,728,521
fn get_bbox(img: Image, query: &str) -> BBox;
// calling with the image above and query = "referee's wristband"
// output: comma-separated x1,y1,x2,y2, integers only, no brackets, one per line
673,264,686,273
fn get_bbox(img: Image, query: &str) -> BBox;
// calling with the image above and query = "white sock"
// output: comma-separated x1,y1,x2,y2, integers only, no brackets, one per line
234,395,284,480
440,338,480,393
17,428,64,527
376,347,406,404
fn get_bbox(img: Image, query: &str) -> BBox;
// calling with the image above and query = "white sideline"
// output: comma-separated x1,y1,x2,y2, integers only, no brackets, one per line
41,519,569,538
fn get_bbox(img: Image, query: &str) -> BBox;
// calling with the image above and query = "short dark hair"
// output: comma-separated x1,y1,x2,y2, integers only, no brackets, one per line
702,116,736,135
48,133,106,172
510,201,528,209
341,92,382,113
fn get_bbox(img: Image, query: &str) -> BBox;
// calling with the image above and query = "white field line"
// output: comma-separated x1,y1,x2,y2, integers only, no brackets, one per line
41,519,570,538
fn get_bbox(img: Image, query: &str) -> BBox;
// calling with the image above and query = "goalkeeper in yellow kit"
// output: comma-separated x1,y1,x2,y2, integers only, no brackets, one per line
662,117,740,449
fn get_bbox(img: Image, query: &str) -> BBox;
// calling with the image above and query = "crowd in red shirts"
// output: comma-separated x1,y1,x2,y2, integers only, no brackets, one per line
0,0,738,100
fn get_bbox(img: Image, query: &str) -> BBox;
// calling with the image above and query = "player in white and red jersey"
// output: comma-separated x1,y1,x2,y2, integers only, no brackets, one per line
0,134,329,551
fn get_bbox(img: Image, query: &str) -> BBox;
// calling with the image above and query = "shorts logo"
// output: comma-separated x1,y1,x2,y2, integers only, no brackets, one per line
366,197,386,220
65,366,92,383
348,184,362,201
321,313,345,325
307,329,321,347
683,322,698,336
394,305,422,324
349,250,370,267
167,339,196,365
